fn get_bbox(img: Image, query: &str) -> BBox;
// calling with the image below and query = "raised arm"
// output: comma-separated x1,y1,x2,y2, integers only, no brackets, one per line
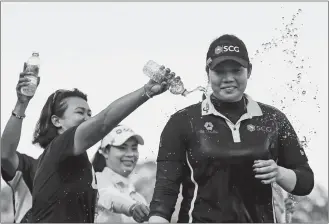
1,72,40,177
73,70,176,155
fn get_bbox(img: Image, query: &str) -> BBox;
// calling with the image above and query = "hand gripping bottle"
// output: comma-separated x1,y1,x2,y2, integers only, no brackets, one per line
142,60,186,95
21,52,40,96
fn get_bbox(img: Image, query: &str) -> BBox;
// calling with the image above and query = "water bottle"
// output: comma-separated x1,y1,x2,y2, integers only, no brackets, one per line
143,60,186,95
21,52,40,96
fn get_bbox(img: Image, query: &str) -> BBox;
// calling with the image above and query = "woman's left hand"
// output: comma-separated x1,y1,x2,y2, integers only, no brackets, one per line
253,159,281,184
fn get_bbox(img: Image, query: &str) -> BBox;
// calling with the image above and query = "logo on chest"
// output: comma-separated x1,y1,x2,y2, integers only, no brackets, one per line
199,122,219,134
247,124,272,133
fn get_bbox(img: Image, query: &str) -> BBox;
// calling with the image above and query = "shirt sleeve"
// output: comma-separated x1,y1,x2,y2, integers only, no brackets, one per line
97,186,135,216
1,152,37,192
149,112,188,221
1,152,37,223
47,126,79,162
277,112,314,196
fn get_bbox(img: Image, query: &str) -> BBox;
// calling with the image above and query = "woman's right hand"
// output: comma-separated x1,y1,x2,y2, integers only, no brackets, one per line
16,63,40,104
130,203,150,223
144,66,176,98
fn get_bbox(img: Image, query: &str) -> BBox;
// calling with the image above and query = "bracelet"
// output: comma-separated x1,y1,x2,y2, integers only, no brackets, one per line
143,85,152,99
12,111,26,119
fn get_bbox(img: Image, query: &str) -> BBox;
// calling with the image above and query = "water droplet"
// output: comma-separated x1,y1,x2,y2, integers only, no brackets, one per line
302,90,306,95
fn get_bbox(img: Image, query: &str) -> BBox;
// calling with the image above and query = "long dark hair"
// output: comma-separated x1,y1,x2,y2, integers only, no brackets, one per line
32,88,88,149
92,146,110,172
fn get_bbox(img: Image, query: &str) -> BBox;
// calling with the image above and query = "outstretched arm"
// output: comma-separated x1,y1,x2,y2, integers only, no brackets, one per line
73,69,177,156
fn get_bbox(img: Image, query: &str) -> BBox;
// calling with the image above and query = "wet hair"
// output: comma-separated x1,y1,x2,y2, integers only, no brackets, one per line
92,146,110,172
32,88,88,149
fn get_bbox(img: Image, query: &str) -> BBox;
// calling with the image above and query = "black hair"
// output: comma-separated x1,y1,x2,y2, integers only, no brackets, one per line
92,146,110,172
32,88,88,149
91,124,123,172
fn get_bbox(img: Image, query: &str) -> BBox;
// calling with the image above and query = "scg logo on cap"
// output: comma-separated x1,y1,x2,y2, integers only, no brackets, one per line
215,45,240,54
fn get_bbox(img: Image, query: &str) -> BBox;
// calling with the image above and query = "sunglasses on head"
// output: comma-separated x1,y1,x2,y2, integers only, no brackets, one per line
49,89,68,116
52,89,68,104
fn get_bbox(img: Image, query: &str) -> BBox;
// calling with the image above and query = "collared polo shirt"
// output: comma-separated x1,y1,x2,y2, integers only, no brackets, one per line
150,94,309,223
95,167,147,223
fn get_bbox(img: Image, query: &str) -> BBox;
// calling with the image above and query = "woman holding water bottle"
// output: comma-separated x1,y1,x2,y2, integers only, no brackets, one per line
21,55,178,222
1,55,41,223
149,34,314,223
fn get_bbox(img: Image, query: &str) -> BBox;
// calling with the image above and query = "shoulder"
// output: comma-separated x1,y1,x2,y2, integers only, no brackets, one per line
50,126,79,148
95,170,116,190
256,101,287,119
17,151,38,162
45,126,80,160
170,102,202,120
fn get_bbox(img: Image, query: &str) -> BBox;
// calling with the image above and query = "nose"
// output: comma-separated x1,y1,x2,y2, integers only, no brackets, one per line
222,72,235,82
125,148,138,157
84,114,91,121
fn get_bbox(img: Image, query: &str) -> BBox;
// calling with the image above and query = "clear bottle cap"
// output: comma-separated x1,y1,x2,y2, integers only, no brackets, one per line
32,52,39,57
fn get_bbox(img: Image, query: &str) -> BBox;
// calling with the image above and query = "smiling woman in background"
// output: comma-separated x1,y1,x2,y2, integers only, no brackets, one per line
92,125,149,223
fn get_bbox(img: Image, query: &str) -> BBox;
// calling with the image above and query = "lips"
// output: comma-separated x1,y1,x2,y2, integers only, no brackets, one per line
221,86,237,91
121,160,135,166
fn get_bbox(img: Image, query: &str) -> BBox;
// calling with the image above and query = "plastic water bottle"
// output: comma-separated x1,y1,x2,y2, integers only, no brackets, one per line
143,60,186,95
21,52,40,96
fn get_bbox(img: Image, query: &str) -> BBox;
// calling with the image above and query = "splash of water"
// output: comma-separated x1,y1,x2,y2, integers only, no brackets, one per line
249,8,319,152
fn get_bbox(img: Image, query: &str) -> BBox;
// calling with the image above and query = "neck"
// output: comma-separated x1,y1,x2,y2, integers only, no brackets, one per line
106,165,131,177
211,93,244,103
210,94,245,108
210,94,247,124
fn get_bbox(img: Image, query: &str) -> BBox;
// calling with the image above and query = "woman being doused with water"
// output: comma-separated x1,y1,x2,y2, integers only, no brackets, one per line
149,34,314,223
93,125,149,223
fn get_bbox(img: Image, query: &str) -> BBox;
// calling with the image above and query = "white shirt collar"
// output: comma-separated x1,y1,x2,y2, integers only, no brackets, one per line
201,94,263,118
100,167,135,192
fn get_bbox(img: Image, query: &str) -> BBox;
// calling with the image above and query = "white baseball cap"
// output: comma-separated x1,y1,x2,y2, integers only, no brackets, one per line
100,125,144,148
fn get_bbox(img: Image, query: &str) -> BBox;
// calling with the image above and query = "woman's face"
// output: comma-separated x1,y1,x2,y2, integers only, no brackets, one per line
208,60,250,102
106,137,139,177
52,97,92,133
